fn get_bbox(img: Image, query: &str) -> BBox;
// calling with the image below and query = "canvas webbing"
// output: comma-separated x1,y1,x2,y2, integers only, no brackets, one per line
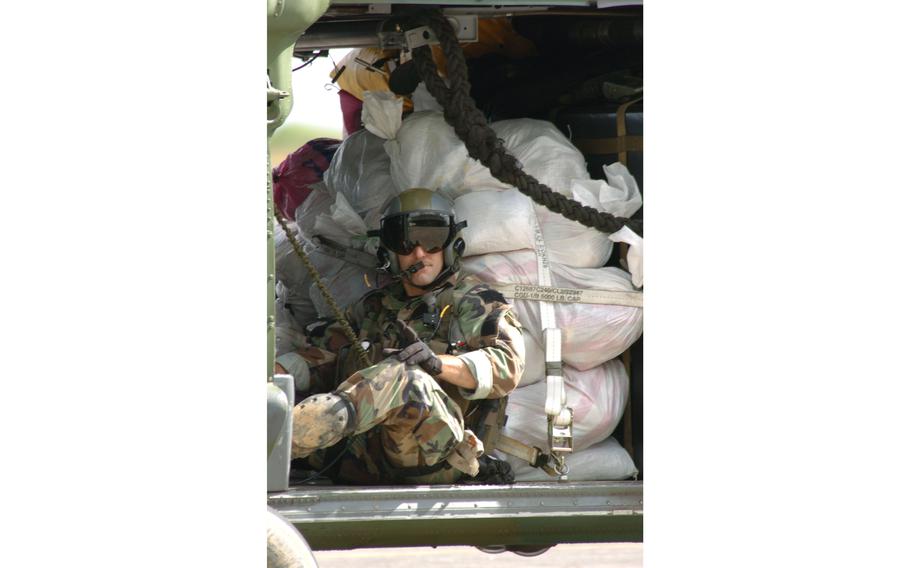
616,96,643,166
616,95,642,460
492,283,643,308
569,96,643,160
530,216,570,428
571,136,643,156
311,235,378,269
496,434,541,466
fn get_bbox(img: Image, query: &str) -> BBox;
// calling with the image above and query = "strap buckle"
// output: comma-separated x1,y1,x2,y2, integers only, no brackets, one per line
539,453,569,480
547,408,573,455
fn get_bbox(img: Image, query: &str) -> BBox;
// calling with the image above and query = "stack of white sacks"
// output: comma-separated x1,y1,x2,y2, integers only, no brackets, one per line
273,182,390,340
275,88,643,480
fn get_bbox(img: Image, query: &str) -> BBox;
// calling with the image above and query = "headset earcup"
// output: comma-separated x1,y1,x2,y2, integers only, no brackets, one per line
377,247,397,275
452,237,465,257
445,237,465,267
379,247,400,275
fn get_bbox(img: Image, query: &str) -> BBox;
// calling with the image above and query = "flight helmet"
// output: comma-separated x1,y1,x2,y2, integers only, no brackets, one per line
369,188,467,289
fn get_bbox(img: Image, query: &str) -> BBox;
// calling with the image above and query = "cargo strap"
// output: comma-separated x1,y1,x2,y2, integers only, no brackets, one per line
495,434,573,478
531,216,572,476
496,434,544,468
568,96,643,164
616,97,642,461
616,96,642,165
311,235,378,270
492,283,643,308
615,97,642,460
571,136,643,156
531,218,564,418
477,215,573,477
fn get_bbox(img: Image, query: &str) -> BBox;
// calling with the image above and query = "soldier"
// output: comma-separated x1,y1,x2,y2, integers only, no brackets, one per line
276,188,525,484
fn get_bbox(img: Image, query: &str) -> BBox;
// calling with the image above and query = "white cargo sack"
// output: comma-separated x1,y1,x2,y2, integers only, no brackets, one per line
451,179,640,268
462,251,643,373
531,164,641,268
531,179,614,268
442,118,593,200
323,128,396,229
501,437,638,482
312,192,370,247
601,162,643,217
492,119,590,195
274,220,319,328
358,106,643,268
454,189,536,257
292,185,385,318
361,97,473,194
384,111,474,194
277,224,355,329
608,225,643,288
361,90,402,140
501,359,629,453
420,116,640,266
411,81,444,113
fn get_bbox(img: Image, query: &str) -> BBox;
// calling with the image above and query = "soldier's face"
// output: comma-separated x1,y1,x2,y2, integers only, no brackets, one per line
397,245,444,293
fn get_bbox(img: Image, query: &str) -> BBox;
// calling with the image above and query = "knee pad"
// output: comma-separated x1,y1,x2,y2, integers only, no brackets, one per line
291,393,355,458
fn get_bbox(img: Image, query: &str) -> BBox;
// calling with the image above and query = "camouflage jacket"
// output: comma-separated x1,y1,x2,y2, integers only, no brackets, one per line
297,274,525,416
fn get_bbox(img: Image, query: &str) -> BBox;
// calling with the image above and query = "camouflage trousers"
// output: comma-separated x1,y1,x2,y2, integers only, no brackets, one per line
302,358,481,485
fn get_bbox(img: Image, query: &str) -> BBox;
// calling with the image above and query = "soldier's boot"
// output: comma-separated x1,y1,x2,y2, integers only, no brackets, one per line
290,393,355,459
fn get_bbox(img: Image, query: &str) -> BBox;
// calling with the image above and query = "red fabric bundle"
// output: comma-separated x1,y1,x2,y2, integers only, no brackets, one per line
272,138,341,220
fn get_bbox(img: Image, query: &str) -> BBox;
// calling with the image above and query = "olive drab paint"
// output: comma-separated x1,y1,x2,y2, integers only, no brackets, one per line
267,0,331,383
267,0,330,135
385,187,448,215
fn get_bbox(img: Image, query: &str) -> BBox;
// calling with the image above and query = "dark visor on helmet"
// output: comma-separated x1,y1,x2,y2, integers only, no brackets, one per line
376,212,460,255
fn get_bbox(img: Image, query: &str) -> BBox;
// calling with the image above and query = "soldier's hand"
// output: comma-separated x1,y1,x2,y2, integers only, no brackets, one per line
394,319,443,376
395,318,421,348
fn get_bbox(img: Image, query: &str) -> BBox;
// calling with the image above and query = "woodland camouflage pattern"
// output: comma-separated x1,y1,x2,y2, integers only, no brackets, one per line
291,274,524,484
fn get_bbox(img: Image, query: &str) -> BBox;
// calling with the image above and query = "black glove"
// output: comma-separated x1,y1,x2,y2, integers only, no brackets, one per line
394,319,443,376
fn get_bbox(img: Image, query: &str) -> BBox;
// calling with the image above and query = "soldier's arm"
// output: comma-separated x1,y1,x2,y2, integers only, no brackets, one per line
452,288,526,400
276,303,364,393
273,326,340,395
434,355,479,391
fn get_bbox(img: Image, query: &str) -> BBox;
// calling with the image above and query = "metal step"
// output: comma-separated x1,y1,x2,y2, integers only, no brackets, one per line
268,480,643,550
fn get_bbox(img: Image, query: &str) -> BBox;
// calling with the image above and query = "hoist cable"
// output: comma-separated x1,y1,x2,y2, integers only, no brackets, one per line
409,10,642,237
273,211,372,370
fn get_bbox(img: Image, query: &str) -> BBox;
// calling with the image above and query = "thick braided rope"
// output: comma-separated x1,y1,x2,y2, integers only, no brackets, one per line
409,11,642,237
273,211,372,370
